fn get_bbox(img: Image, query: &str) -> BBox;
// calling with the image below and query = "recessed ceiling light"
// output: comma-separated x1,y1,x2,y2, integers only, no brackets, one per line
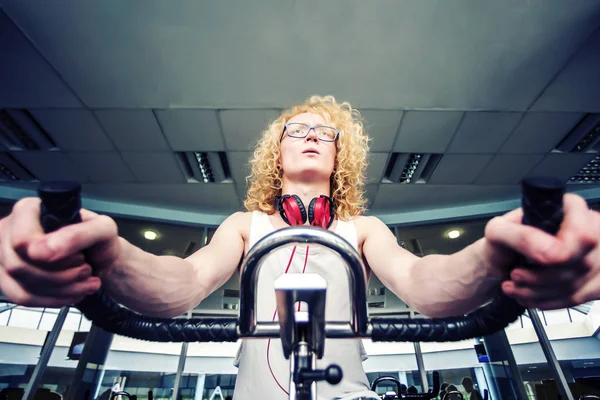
144,230,158,240
446,229,462,239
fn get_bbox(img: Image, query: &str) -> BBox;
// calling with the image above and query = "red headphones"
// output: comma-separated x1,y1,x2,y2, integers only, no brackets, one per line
275,194,335,229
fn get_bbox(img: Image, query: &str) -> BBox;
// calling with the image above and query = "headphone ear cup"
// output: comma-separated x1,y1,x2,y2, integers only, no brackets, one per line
276,195,290,225
325,196,335,228
309,195,334,229
279,194,307,226
292,195,307,225
308,197,317,226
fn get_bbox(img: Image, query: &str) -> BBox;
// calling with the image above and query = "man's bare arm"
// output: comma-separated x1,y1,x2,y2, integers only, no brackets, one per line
100,212,247,318
362,216,504,318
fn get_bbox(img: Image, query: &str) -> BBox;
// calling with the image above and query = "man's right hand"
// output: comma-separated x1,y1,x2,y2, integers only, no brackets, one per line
0,197,121,308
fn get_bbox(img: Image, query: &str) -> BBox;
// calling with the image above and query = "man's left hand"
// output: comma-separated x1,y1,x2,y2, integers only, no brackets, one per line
484,193,600,310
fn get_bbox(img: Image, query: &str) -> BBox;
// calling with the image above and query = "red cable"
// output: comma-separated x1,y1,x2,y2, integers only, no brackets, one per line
298,246,309,311
267,338,289,394
267,245,297,395
284,246,297,275
266,245,311,394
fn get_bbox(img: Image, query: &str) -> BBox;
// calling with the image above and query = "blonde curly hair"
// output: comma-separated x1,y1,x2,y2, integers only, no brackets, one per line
243,95,370,221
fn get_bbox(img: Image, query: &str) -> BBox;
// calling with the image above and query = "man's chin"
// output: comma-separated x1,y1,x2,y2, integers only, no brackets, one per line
287,169,332,182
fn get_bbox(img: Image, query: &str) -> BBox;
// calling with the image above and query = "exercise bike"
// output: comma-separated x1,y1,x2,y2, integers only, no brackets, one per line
33,177,564,400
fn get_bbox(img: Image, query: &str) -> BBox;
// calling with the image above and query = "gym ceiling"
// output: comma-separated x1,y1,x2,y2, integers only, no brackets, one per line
1,1,600,226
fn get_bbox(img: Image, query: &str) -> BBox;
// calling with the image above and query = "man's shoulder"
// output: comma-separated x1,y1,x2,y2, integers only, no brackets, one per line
223,211,254,227
222,211,261,239
347,215,390,246
350,215,385,229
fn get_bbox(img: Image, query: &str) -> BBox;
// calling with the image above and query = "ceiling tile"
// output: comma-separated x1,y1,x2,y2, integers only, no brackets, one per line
29,109,114,151
366,152,389,184
68,152,135,183
525,153,598,183
121,152,186,183
372,184,521,212
82,183,241,214
155,109,224,151
499,112,583,154
360,110,403,152
228,152,251,185
447,112,523,153
475,154,544,185
11,151,88,182
531,27,600,112
393,111,463,153
95,110,169,151
220,109,281,152
428,154,494,184
0,10,81,108
6,2,599,110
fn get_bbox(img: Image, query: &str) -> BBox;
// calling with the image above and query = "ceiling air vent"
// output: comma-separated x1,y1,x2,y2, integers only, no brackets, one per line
555,113,600,153
568,154,600,184
176,151,232,183
0,153,35,181
383,153,442,184
0,110,57,150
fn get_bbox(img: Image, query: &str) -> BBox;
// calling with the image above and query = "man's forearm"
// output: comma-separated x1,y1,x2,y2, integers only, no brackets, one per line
405,238,507,318
98,237,206,318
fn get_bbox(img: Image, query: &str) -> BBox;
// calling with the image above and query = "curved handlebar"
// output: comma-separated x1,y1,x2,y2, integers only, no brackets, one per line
33,176,564,344
238,225,368,337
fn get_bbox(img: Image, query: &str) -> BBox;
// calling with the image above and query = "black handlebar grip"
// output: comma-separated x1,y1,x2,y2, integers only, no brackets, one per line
521,176,565,236
37,181,82,234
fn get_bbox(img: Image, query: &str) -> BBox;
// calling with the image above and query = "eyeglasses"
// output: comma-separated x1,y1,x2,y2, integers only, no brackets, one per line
282,123,339,142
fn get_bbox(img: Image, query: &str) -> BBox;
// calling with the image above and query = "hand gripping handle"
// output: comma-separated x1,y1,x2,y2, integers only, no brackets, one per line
38,181,82,233
38,181,238,342
520,176,564,235
370,176,565,342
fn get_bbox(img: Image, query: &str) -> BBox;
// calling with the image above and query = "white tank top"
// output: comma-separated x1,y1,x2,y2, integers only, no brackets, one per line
232,211,379,400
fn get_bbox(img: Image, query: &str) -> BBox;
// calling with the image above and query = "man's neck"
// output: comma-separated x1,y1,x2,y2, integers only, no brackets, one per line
280,180,331,221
